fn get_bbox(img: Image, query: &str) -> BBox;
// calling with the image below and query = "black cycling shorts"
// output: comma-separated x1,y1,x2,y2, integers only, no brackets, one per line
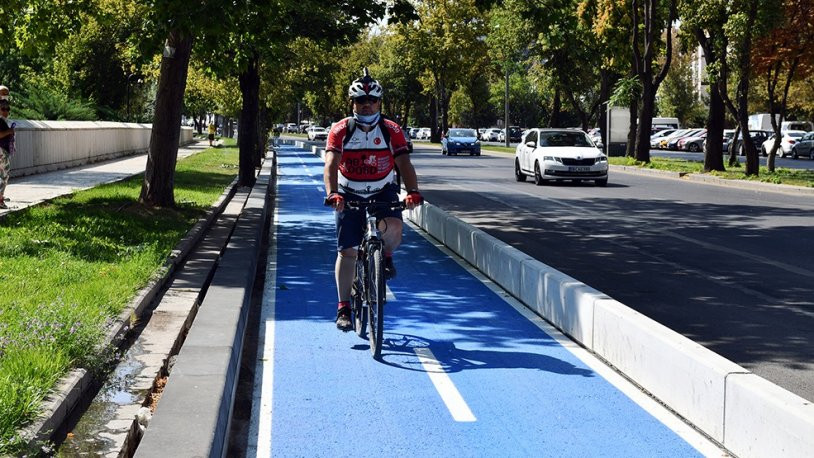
335,184,402,251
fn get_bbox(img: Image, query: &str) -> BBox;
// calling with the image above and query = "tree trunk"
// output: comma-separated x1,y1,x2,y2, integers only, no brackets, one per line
430,93,440,142
238,55,260,187
549,87,561,127
703,84,725,171
728,124,740,167
257,106,269,167
139,29,194,208
626,95,638,158
635,76,655,162
597,69,614,148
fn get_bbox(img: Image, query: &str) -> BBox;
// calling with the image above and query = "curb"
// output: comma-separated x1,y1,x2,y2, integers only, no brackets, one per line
303,140,814,457
19,173,240,451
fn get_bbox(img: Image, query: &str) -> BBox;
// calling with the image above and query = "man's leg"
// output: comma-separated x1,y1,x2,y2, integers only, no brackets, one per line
334,249,356,332
379,217,403,279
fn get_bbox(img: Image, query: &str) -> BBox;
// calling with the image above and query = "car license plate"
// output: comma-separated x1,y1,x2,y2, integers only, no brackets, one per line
569,166,590,172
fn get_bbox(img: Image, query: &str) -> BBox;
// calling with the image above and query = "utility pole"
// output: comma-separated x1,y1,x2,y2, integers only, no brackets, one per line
504,65,510,147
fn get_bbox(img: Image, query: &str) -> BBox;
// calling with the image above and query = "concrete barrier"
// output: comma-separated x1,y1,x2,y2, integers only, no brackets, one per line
8,120,193,177
724,374,814,457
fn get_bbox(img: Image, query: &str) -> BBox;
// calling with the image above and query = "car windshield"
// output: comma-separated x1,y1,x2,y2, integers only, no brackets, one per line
449,129,477,137
539,132,593,147
787,131,805,138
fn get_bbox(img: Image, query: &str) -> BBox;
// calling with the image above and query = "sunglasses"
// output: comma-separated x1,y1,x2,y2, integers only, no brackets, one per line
353,96,380,105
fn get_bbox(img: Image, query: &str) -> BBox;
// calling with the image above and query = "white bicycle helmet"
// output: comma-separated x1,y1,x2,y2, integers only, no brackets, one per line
348,68,383,99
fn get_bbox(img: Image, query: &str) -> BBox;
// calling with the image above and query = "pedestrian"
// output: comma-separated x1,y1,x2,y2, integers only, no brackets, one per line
208,121,216,146
0,98,15,209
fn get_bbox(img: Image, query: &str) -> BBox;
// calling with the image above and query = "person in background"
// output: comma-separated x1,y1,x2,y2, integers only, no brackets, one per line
208,121,216,146
0,97,16,209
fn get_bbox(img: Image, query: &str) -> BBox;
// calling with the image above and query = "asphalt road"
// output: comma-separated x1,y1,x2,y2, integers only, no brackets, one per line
409,144,814,403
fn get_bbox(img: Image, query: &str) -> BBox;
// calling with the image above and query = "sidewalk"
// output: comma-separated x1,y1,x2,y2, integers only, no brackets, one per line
0,140,209,215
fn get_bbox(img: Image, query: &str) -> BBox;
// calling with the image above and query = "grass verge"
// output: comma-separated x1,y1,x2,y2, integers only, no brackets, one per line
0,139,240,453
609,156,814,187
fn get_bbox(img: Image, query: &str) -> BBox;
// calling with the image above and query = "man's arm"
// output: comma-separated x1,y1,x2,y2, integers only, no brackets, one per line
394,154,422,209
324,150,345,212
324,150,341,195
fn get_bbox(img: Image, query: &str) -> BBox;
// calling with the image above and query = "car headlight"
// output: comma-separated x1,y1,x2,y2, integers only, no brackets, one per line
454,141,461,145
543,156,563,163
596,156,607,163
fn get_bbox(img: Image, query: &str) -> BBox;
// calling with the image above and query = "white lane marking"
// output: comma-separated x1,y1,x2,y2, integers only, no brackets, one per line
247,168,281,457
405,220,725,456
414,347,477,423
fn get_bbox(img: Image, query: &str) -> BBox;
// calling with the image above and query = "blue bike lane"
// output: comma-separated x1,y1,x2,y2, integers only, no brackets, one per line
248,145,719,457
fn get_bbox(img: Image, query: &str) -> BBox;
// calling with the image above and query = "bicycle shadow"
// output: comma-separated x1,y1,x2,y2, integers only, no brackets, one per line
353,333,594,377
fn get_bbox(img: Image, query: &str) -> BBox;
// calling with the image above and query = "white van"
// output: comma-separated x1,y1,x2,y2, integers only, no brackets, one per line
781,120,813,133
651,117,680,130
749,113,779,131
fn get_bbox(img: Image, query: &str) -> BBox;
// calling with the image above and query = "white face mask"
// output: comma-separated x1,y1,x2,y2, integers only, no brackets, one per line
353,111,380,125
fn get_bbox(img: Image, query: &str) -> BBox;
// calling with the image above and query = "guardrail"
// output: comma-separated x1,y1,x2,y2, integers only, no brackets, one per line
6,120,194,177
303,140,814,458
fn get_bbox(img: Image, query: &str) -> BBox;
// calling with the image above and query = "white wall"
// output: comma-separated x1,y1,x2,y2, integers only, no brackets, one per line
6,120,194,177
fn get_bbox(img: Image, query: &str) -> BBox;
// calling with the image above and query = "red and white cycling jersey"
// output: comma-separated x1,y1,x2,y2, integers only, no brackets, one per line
326,117,409,198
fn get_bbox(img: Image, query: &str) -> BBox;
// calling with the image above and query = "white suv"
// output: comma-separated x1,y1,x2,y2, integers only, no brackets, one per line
306,126,328,141
514,128,608,186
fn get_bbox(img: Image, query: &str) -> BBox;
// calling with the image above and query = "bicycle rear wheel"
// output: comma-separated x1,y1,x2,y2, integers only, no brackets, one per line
367,245,386,359
352,258,366,338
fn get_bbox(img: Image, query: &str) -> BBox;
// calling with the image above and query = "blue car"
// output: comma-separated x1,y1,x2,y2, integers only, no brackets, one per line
442,128,482,156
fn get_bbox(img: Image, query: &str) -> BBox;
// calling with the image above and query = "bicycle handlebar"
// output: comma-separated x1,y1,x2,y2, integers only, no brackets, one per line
323,197,406,211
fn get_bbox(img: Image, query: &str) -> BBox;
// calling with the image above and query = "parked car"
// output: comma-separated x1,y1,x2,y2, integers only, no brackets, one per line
481,128,501,141
442,128,481,156
732,130,772,155
306,126,328,141
514,128,608,186
409,127,419,139
649,129,678,148
284,123,297,133
417,127,431,140
667,129,704,150
403,128,414,154
656,129,691,149
707,129,737,153
760,130,806,157
679,130,707,152
790,131,814,159
587,128,603,147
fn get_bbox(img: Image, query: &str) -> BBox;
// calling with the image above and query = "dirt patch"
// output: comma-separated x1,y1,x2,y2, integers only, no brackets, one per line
144,376,168,412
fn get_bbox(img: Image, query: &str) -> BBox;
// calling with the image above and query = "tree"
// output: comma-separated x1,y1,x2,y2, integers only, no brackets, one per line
709,0,776,176
752,0,814,171
656,42,705,128
632,0,677,162
681,0,729,172
409,0,488,142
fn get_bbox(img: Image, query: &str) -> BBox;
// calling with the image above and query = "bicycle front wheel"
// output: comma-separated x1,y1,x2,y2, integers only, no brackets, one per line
367,245,386,359
352,258,366,338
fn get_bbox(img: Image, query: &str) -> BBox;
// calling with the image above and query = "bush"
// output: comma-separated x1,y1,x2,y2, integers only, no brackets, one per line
10,81,98,121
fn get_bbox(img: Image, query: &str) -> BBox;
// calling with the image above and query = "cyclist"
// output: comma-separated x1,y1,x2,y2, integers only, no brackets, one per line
324,68,423,331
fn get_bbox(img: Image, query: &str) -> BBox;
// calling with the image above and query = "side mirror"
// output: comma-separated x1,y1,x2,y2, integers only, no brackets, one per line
525,141,535,148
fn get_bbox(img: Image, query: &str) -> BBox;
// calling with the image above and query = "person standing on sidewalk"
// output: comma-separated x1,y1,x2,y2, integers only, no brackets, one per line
324,68,423,331
0,97,15,209
208,121,216,146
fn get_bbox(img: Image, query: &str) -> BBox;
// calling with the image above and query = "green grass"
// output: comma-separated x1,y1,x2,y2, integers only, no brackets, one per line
481,145,516,154
0,140,239,452
609,156,814,187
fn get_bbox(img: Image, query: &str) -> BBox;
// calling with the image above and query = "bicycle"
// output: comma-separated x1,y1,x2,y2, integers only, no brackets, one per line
336,200,405,359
